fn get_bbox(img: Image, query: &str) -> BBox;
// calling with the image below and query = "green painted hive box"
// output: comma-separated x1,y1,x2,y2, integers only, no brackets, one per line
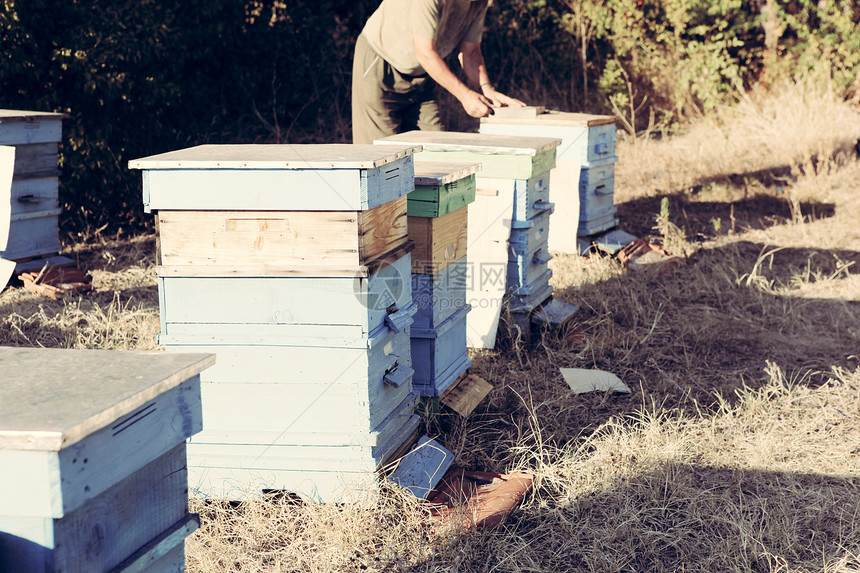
409,161,479,218
375,131,560,180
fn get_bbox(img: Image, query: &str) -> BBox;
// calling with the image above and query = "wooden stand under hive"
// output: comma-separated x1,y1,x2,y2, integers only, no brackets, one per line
130,144,423,503
376,132,579,344
0,347,213,573
479,110,623,254
0,109,72,271
408,162,479,396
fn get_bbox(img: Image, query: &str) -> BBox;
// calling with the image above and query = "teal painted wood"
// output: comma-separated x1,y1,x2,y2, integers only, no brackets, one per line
408,176,476,217
189,364,414,444
160,326,410,384
578,158,616,227
0,111,64,145
0,444,189,573
410,304,470,389
479,120,616,166
412,256,468,330
158,253,412,339
157,302,415,348
388,436,454,499
10,177,58,217
188,411,421,502
0,380,202,519
0,213,61,259
133,145,416,212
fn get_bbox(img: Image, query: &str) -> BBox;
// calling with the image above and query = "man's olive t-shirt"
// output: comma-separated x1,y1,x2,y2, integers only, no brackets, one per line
361,0,489,76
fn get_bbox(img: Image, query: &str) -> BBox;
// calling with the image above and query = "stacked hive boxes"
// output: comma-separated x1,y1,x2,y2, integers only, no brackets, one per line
479,111,618,253
0,109,65,262
130,144,422,503
408,162,479,396
0,347,213,573
375,132,564,340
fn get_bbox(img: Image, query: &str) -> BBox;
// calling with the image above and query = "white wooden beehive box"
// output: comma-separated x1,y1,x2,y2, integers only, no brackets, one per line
0,347,213,573
479,111,618,252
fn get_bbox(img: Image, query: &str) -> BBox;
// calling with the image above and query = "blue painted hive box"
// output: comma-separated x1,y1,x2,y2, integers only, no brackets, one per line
0,347,213,573
578,157,619,236
507,210,553,295
479,111,618,253
0,109,65,261
412,255,468,330
410,303,472,396
409,161,479,217
478,171,553,228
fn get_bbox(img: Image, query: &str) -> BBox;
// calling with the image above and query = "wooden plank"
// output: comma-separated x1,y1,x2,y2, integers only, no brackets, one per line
409,176,476,218
129,143,420,170
408,206,468,274
441,374,493,417
413,161,481,185
0,348,213,451
488,105,546,119
481,109,615,126
376,130,560,156
11,143,58,178
158,209,360,268
157,199,407,269
356,195,408,263
0,444,189,573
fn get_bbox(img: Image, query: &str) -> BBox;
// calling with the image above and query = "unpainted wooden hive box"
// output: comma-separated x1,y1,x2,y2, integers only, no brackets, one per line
0,347,213,573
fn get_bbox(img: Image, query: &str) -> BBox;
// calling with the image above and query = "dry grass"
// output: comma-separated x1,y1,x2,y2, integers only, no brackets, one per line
2,78,860,571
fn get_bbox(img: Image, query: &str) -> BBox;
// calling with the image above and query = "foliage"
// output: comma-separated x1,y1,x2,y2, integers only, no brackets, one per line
0,0,857,237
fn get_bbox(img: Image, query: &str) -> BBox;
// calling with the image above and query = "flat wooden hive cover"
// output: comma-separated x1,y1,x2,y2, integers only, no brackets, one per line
376,131,561,156
414,161,481,185
0,109,67,122
0,347,215,451
128,143,421,170
481,110,616,127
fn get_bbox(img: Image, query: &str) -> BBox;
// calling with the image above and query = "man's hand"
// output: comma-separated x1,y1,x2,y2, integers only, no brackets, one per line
483,88,526,109
460,90,494,118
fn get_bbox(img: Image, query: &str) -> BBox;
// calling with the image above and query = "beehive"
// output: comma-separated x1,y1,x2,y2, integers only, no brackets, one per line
480,111,618,252
375,132,564,345
130,144,423,502
405,162,479,395
0,109,65,262
0,347,213,573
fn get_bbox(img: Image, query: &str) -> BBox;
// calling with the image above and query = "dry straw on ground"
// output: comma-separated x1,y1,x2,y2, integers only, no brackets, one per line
1,78,859,571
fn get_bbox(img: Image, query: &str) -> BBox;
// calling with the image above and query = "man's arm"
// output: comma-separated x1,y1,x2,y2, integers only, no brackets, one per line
459,40,526,109
413,34,494,118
